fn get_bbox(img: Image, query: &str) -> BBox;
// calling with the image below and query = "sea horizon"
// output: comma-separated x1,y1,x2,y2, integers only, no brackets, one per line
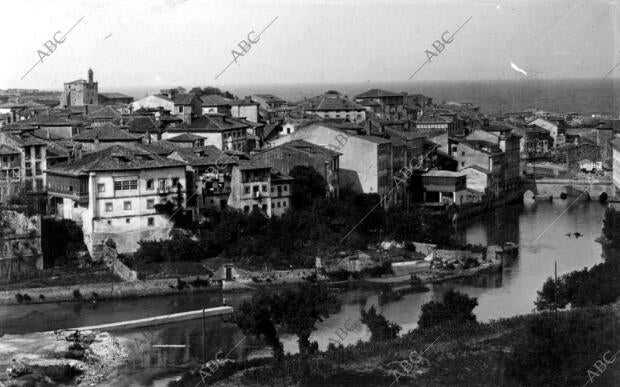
101,78,620,117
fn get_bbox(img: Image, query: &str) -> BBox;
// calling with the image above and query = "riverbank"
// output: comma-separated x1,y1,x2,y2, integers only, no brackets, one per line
170,302,620,387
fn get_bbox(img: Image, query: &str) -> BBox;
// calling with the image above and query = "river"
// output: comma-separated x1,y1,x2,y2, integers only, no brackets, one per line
0,200,607,386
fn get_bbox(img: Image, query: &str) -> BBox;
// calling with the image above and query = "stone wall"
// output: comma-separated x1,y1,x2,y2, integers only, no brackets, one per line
0,210,43,280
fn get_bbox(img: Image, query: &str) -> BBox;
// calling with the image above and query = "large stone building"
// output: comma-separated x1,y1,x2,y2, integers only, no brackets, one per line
60,68,99,107
268,123,395,207
46,145,187,256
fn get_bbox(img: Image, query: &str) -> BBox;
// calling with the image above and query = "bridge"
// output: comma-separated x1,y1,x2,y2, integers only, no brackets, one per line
522,177,614,201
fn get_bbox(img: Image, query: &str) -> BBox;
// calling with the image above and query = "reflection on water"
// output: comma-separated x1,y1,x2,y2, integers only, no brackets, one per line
0,201,606,386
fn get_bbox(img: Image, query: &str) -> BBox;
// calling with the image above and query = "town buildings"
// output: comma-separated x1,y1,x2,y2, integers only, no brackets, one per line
528,118,566,148
295,91,367,123
421,170,480,205
162,114,251,152
252,139,341,197
0,145,20,203
46,145,187,256
613,138,620,197
59,69,99,107
268,122,394,206
98,92,134,105
0,132,47,196
354,89,405,120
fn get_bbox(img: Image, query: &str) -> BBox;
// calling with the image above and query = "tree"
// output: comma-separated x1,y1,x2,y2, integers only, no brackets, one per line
189,86,236,99
602,206,620,246
236,290,284,361
273,284,340,356
289,165,327,208
235,284,340,359
359,305,401,341
418,290,478,328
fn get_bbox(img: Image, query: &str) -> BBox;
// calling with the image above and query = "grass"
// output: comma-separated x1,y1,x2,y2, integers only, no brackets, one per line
171,305,620,387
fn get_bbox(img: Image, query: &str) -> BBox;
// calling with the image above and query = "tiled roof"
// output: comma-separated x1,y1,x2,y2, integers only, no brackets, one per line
134,141,181,156
201,95,233,106
267,139,342,157
99,92,133,99
0,145,19,155
355,89,404,99
3,133,47,147
48,145,186,176
173,93,198,105
459,139,503,154
90,106,122,119
230,98,259,106
72,124,142,142
165,115,250,133
172,146,238,166
125,116,160,133
25,115,85,126
461,165,491,174
167,133,204,142
416,114,452,124
423,170,465,177
0,102,27,108
298,93,366,112
236,160,271,170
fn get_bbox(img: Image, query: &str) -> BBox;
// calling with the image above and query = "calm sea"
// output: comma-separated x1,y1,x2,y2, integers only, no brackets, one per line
109,78,620,117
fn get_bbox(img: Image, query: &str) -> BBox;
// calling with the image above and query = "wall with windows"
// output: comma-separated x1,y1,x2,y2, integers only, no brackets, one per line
228,167,272,216
81,166,186,255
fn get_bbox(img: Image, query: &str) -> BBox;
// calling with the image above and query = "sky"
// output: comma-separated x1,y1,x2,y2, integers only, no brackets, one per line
1,0,618,90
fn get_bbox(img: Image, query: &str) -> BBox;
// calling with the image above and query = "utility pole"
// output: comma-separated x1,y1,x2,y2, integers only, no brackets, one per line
554,261,558,320
202,307,206,363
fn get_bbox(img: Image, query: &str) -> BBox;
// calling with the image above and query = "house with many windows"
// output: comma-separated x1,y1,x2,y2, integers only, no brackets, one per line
295,91,367,123
46,145,187,256
0,132,47,196
161,114,251,152
0,145,21,203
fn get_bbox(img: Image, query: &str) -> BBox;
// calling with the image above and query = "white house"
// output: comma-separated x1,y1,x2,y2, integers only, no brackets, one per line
46,145,187,256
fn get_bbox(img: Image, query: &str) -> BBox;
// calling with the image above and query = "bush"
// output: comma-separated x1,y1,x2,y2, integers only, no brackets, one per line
360,305,401,341
507,307,620,386
22,293,32,302
418,290,478,328
15,293,24,303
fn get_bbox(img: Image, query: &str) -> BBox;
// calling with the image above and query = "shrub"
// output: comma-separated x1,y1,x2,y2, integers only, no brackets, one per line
72,289,82,300
22,293,32,302
418,290,478,328
360,305,401,341
507,307,620,386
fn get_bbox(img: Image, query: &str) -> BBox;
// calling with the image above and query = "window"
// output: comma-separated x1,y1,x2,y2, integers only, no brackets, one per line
244,186,250,194
124,201,132,210
277,202,281,208
97,184,105,193
34,162,41,176
283,185,288,192
172,177,179,187
2,156,7,164
147,217,154,226
243,205,250,213
147,199,154,209
34,146,41,159
272,202,275,208
461,162,465,167
105,202,113,212
262,185,267,192
114,179,138,190
146,179,154,189
126,218,130,224
262,204,267,211
35,179,43,191
271,186,275,193
178,105,184,113
283,201,287,207
253,186,259,193
25,162,32,177
25,147,31,160
158,178,166,190
461,151,465,156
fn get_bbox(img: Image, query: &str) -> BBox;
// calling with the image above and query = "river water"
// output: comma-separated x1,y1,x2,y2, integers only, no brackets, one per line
0,200,607,386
